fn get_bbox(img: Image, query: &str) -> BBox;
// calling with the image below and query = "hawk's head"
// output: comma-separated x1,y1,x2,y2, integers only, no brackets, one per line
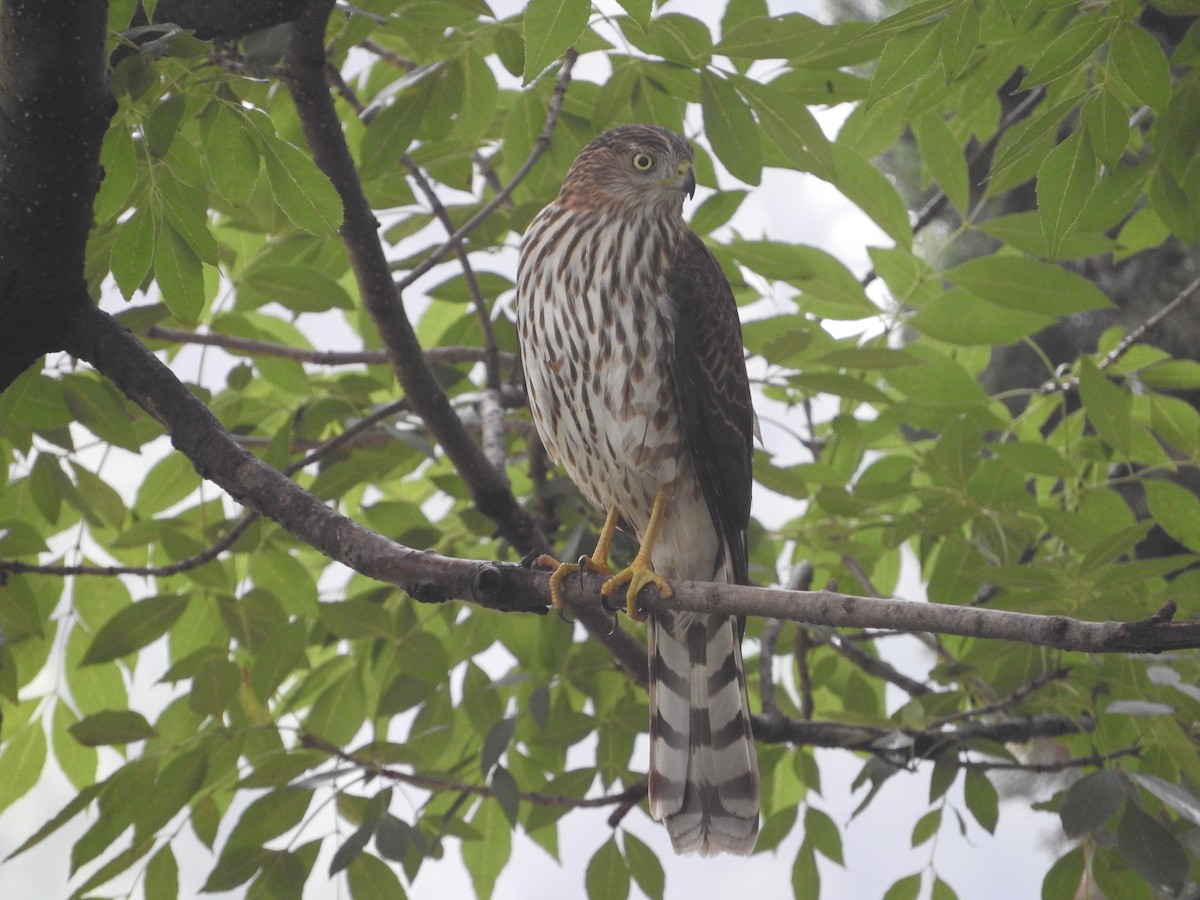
558,124,696,213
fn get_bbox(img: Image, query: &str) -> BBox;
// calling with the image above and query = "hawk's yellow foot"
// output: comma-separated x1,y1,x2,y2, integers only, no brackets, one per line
601,488,673,621
601,556,673,621
542,506,621,616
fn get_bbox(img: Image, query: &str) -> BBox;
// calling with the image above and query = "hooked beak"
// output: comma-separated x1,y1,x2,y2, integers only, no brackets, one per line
674,161,696,198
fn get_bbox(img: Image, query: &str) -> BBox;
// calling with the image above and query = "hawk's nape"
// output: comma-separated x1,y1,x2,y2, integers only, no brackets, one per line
516,124,760,856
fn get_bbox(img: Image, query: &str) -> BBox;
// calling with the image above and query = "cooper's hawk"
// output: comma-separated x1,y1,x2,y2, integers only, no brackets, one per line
516,124,760,856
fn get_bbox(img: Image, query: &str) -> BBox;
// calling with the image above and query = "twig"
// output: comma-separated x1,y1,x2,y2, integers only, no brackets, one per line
283,0,550,554
1038,272,1200,395
859,85,1048,289
0,399,410,580
396,49,577,292
402,153,503,389
301,732,646,809
145,324,512,369
1099,272,1200,371
931,667,1071,728
358,38,416,71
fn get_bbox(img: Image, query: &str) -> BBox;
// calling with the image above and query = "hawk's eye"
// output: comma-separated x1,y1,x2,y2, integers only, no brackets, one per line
631,152,655,171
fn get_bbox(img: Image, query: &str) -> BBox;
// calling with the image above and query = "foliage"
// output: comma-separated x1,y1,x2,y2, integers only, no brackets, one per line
1,0,1200,898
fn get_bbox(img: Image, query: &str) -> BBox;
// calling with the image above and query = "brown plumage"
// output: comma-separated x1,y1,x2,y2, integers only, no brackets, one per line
516,124,759,855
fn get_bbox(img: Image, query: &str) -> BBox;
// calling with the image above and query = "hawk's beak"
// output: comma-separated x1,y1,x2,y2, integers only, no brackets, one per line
675,162,696,198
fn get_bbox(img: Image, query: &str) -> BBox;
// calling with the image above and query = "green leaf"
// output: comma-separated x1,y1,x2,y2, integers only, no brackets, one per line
586,836,629,900
1078,357,1132,458
111,205,157,299
145,845,179,900
828,143,912,247
205,105,261,206
159,171,219,264
912,112,969,214
82,594,189,665
240,262,354,313
938,0,978,83
462,799,512,900
615,0,651,29
867,22,940,107
154,223,205,323
259,133,343,235
700,70,762,185
189,656,241,716
623,833,664,900
305,668,367,745
945,257,1111,315
977,211,1114,260
69,710,156,746
522,0,589,83
134,453,199,516
792,845,820,896
61,374,142,452
1060,768,1123,837
1116,802,1188,895
1037,129,1097,259
884,872,922,900
909,287,1054,345
689,189,747,233
734,76,832,179
1108,23,1171,112
225,789,315,853
347,852,406,899
5,782,102,858
456,51,499,144
911,808,941,846
805,806,844,864
480,715,517,776
964,769,998,834
1020,14,1111,89
145,94,186,158
317,600,394,640
0,720,47,813
52,700,97,789
716,13,823,58
1042,847,1086,900
329,821,374,876
1082,89,1129,172
1143,479,1200,553
360,81,433,180
1138,359,1200,391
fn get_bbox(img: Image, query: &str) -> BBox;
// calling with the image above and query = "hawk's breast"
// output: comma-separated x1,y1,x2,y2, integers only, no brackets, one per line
517,204,686,529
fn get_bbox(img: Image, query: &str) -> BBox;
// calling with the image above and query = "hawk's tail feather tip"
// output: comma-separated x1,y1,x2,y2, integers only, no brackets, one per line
647,610,761,857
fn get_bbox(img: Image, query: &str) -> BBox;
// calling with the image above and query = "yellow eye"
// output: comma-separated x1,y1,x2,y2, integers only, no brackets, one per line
631,152,655,171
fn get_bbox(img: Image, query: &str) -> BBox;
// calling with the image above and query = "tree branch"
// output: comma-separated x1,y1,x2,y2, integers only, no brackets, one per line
152,0,310,41
394,50,577,292
0,0,112,388
282,1,546,554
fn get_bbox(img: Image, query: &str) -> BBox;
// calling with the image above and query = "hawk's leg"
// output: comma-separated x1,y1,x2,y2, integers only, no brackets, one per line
539,506,621,616
601,488,674,621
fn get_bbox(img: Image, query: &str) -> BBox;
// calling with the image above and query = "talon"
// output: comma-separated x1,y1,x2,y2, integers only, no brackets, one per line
598,487,673,622
546,553,610,623
601,558,672,621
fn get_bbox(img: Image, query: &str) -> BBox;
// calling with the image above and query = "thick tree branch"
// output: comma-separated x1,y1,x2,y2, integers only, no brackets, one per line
0,0,112,389
282,1,545,554
152,0,310,41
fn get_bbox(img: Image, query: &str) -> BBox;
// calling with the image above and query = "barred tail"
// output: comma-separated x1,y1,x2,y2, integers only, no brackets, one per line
647,609,759,856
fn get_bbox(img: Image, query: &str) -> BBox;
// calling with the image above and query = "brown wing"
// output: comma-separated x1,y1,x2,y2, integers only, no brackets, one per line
666,229,754,585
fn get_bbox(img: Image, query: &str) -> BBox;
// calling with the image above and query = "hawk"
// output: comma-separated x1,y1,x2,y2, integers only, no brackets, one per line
516,124,760,856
